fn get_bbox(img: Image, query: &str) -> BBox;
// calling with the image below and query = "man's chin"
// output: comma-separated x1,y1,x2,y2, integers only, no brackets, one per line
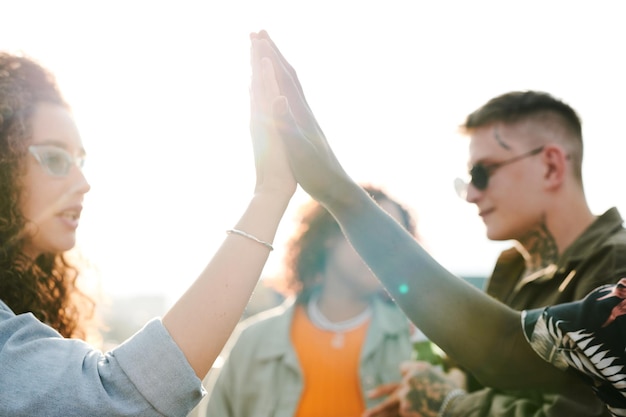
485,229,509,242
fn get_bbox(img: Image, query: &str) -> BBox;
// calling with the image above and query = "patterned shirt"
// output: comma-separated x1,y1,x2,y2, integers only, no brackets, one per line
523,278,626,417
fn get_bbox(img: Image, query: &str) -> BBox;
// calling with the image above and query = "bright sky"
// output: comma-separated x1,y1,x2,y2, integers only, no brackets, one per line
2,1,626,306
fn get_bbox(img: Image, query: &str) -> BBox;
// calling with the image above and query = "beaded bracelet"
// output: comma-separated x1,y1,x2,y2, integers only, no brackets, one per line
226,229,274,251
437,388,466,417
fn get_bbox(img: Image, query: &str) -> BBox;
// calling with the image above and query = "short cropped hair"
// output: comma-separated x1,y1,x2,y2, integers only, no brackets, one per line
461,90,584,181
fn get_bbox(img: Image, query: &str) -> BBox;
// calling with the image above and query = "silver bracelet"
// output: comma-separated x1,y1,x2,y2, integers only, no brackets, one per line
226,229,274,251
437,388,466,417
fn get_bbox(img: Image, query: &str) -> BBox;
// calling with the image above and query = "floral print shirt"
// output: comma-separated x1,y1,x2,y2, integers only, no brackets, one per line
523,278,626,417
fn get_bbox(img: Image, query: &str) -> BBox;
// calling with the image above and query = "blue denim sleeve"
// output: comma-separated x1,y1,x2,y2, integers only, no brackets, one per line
0,300,205,417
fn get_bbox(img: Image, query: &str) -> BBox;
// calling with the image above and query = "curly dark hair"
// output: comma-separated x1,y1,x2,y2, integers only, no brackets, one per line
276,184,418,304
0,52,94,339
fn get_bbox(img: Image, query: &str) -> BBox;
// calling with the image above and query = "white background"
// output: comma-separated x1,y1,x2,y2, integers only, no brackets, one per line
2,0,625,305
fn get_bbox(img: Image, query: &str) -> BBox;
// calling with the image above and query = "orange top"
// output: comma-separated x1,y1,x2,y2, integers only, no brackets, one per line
291,305,370,417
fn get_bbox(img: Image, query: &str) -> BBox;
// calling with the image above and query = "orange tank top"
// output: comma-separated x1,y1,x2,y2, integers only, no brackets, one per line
291,304,371,417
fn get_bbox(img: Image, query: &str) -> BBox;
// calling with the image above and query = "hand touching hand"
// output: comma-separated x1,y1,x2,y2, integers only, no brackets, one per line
249,30,355,206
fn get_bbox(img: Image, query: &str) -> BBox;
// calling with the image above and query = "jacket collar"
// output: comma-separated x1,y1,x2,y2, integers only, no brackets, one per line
492,208,625,294
253,295,409,362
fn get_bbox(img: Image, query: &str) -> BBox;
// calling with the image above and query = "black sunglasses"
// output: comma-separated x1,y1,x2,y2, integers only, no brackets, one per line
455,146,544,196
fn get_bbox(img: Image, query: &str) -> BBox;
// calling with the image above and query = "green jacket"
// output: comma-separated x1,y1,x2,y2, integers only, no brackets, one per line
204,296,412,417
447,208,626,417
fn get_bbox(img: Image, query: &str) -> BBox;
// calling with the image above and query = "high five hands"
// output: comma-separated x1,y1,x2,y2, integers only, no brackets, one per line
249,30,354,206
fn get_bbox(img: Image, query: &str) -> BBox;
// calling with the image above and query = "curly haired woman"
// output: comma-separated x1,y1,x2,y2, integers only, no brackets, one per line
0,52,95,341
0,44,295,416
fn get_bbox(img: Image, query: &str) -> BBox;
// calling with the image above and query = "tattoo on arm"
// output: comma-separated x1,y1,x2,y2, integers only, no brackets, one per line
405,367,459,417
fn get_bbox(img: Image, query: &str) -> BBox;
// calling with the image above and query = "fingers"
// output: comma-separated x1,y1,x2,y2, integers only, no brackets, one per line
271,96,311,166
250,45,277,116
255,30,306,96
362,382,404,417
251,30,350,202
250,30,303,95
249,39,297,194
400,360,431,378
250,34,319,136
251,31,333,157
362,388,400,417
250,50,281,147
252,57,281,119
395,364,420,416
249,38,266,135
250,36,314,191
367,382,401,399
249,47,271,158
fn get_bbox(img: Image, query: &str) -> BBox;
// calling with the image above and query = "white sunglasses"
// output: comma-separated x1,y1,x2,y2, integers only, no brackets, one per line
28,144,86,177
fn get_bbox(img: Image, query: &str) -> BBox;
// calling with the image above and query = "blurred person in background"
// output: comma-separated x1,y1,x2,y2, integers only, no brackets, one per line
0,40,296,416
203,184,420,417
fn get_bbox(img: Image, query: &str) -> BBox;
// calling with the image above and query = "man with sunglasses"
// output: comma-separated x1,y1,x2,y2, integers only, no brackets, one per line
251,31,626,415
366,91,626,417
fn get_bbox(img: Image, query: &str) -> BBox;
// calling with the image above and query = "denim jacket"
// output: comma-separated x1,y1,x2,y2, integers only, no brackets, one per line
0,300,204,417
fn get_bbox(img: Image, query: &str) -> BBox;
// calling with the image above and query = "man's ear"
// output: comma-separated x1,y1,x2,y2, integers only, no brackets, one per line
542,145,568,189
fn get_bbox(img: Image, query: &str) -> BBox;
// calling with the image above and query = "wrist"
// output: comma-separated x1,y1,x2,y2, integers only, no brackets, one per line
252,187,293,210
437,388,466,417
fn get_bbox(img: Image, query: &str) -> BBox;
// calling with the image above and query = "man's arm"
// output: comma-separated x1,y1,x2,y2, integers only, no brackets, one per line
250,30,578,391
